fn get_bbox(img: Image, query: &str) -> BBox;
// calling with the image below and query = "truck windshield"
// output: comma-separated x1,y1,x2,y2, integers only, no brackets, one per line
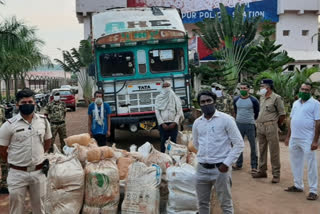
149,48,185,73
100,52,135,77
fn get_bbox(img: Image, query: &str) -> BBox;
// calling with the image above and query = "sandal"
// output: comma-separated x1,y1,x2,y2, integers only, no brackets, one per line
307,192,318,200
284,186,303,192
251,169,258,174
232,165,242,171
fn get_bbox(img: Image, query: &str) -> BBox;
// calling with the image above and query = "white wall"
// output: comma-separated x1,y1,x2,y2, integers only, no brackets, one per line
83,17,91,39
76,0,127,15
278,0,320,14
276,12,319,51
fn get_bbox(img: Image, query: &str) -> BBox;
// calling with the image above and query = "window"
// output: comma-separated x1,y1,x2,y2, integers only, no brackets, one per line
300,65,307,70
288,65,295,71
99,52,135,77
148,48,185,73
302,30,309,36
59,90,72,95
283,30,290,36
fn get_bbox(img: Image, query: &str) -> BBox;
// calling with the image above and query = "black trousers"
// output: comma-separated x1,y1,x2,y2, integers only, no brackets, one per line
159,123,178,153
93,134,107,147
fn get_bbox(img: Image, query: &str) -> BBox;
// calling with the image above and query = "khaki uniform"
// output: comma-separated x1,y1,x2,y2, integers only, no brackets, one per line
0,113,52,214
0,105,8,190
256,92,285,178
216,94,234,116
44,101,67,151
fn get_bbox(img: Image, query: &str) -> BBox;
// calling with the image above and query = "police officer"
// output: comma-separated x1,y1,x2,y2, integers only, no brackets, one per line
211,83,234,116
252,79,285,183
44,92,67,152
0,88,52,214
0,104,8,194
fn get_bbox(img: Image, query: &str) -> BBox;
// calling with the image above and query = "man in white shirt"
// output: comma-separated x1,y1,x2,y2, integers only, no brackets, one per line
193,91,244,214
284,83,320,201
155,81,184,152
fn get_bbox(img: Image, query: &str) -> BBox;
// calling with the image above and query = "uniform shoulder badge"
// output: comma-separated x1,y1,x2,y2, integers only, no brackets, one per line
7,117,17,124
38,114,46,118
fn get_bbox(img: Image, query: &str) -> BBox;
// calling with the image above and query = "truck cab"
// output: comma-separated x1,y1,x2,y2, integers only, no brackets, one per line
91,7,191,140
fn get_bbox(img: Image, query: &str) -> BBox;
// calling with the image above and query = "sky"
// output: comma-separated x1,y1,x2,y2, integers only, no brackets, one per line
0,0,83,61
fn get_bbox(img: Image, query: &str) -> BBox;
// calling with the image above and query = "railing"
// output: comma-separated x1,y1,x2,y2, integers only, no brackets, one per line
0,74,71,98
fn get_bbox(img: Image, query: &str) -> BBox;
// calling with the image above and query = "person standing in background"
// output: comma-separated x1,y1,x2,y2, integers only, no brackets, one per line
284,83,320,201
233,82,259,173
88,90,111,146
252,79,285,184
155,81,184,153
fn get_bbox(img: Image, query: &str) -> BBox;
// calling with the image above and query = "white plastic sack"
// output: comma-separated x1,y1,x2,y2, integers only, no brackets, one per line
176,131,193,146
83,159,120,214
121,161,162,214
63,145,75,156
137,142,152,159
165,139,188,163
166,163,198,214
45,145,85,214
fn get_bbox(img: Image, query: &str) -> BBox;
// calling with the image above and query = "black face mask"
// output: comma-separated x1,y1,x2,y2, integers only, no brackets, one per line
200,104,216,116
19,104,35,115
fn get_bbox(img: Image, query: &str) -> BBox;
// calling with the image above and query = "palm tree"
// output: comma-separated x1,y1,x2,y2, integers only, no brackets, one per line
55,40,94,105
194,3,261,86
0,17,50,100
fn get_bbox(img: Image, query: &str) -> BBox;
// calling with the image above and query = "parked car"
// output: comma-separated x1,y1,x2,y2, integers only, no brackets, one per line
50,88,77,111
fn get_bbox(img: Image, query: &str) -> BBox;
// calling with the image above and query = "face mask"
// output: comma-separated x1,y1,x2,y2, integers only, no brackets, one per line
240,90,248,96
259,88,267,96
161,87,170,94
19,104,35,115
54,96,60,101
200,104,216,116
215,90,223,98
211,88,216,94
95,98,103,105
298,92,311,101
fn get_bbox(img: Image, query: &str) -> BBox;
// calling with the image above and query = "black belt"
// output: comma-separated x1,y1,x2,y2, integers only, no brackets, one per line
10,163,44,172
199,162,223,169
51,121,65,125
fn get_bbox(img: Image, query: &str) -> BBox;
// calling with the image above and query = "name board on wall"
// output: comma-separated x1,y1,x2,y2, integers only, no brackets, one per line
127,0,278,23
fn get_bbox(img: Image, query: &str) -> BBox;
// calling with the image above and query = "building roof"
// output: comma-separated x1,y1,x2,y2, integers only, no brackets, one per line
286,50,320,62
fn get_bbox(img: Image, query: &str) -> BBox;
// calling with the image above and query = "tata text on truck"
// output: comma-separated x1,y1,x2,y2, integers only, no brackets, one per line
91,7,191,139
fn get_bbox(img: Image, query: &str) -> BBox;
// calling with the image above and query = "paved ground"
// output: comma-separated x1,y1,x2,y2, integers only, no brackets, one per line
1,107,320,213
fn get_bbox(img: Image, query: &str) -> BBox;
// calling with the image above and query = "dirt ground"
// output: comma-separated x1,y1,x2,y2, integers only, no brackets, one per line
1,107,320,213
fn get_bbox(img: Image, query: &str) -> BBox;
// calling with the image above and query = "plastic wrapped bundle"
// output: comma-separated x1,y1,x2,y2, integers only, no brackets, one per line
83,159,120,214
121,161,162,214
64,133,91,147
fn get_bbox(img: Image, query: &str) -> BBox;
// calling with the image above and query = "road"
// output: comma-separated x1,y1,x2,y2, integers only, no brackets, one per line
1,107,320,213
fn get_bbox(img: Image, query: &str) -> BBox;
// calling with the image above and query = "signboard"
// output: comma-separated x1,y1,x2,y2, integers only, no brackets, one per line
127,0,278,23
96,30,185,44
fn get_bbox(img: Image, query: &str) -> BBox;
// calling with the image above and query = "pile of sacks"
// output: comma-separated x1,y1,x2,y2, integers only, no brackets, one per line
45,132,198,214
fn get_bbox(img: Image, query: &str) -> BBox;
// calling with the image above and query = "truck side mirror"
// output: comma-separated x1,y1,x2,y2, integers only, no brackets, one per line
88,64,96,77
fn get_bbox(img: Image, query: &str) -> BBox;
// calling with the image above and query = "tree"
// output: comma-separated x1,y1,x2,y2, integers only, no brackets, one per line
244,22,294,85
256,67,320,110
0,17,50,100
194,3,261,87
55,40,94,105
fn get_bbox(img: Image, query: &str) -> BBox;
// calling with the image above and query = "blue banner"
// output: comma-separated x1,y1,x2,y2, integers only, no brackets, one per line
181,0,278,23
